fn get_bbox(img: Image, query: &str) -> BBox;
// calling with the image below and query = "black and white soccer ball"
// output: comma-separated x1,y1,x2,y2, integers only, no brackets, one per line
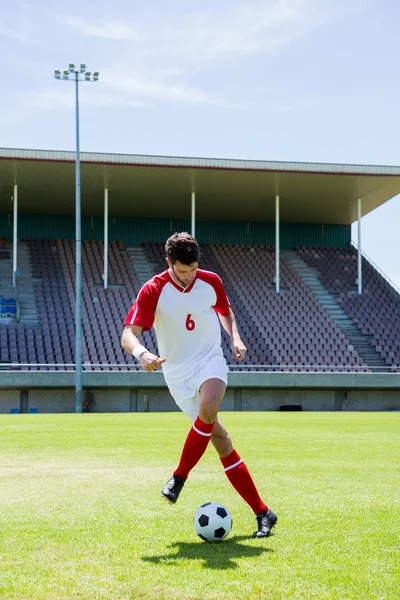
193,502,232,542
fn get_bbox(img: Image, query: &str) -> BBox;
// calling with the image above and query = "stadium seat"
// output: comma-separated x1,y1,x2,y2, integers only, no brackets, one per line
1,239,399,372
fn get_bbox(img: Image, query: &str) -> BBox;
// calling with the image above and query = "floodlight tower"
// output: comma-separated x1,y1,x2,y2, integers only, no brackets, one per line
54,64,99,413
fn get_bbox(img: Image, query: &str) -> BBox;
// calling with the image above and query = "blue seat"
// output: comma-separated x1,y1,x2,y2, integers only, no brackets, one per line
10,408,19,414
29,408,38,414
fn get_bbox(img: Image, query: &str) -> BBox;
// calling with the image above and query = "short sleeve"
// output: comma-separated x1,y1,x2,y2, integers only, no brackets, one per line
124,281,161,331
212,276,230,317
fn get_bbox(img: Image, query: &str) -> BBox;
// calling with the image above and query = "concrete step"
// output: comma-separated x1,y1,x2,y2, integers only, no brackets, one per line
127,246,158,287
18,301,37,308
322,304,346,309
12,242,41,325
282,250,387,369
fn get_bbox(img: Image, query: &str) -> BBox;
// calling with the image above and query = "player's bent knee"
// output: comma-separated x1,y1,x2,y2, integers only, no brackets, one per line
199,399,222,423
199,405,219,424
199,378,226,404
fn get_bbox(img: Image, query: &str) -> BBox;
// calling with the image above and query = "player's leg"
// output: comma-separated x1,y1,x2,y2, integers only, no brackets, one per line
161,378,225,504
210,418,233,457
172,378,225,477
198,377,226,422
211,419,267,513
211,419,278,538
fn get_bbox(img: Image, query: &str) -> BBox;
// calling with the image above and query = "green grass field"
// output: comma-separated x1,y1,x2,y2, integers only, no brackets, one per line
0,412,399,599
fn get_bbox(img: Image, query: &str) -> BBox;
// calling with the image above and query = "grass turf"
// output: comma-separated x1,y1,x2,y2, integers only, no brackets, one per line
0,412,399,599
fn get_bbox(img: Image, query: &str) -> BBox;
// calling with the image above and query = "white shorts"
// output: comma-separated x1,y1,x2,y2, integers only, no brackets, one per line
166,354,228,422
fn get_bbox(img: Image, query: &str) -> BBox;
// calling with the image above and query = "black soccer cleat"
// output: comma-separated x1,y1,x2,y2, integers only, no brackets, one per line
161,475,186,504
252,509,278,538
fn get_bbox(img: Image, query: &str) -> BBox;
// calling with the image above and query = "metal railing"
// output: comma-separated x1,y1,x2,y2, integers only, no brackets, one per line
0,362,399,373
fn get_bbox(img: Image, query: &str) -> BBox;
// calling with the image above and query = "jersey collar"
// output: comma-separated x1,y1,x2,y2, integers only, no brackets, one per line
168,269,197,294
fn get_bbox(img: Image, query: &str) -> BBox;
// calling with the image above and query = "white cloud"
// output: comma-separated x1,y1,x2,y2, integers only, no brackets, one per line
28,86,145,111
159,1,307,62
102,68,224,105
0,19,39,45
59,16,144,41
25,69,221,111
57,1,319,107
11,1,358,113
59,1,327,65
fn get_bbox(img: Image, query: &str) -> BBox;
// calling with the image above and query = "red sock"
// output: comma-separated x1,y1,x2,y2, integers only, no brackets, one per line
221,449,267,514
173,417,215,480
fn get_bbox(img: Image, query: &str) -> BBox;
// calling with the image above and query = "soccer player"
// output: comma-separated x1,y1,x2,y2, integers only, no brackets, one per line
121,232,277,538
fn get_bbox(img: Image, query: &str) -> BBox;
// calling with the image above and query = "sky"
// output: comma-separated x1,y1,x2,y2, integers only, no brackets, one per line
0,0,400,288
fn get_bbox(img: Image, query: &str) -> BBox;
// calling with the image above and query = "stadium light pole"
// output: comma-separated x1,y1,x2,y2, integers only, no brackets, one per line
357,197,363,295
54,64,99,413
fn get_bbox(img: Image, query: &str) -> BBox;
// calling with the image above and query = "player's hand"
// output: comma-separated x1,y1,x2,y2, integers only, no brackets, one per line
231,338,247,361
139,352,166,372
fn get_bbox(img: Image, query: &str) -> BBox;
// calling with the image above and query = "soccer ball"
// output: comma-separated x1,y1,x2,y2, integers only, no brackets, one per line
193,502,232,542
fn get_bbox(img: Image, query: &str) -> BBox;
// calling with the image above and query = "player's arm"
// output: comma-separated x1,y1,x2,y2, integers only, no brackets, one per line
218,308,247,360
121,325,166,372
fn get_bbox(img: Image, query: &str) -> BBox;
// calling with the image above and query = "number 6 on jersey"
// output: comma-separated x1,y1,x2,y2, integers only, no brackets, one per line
186,314,195,331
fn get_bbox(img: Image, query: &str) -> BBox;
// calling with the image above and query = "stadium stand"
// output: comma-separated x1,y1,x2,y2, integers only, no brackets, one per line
1,239,399,373
0,238,159,370
298,247,400,368
143,242,366,371
0,239,16,322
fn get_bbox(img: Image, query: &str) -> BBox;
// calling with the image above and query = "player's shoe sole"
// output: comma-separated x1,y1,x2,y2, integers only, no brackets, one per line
252,509,278,538
161,475,186,504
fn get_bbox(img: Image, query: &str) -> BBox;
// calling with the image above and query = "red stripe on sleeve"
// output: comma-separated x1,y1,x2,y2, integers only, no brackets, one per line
197,270,230,317
123,271,168,331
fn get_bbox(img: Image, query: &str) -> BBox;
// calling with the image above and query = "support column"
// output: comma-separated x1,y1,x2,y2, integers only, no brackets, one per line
104,188,108,289
74,70,83,414
358,197,362,295
191,192,195,238
12,184,18,288
275,194,280,293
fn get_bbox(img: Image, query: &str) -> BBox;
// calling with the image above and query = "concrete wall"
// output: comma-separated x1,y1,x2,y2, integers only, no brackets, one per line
1,370,399,390
86,389,130,413
1,386,399,413
342,390,400,411
241,389,336,411
28,390,75,413
0,390,21,414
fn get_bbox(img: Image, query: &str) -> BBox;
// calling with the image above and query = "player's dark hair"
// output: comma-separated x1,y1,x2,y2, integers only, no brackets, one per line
165,232,200,265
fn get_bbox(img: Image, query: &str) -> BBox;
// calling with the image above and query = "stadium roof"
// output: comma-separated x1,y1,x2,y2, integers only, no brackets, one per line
1,147,400,224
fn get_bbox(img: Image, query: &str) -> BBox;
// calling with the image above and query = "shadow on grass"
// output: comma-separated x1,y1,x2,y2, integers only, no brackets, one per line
141,535,273,570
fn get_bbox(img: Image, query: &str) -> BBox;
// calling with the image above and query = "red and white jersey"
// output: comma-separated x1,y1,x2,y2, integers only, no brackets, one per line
124,269,230,384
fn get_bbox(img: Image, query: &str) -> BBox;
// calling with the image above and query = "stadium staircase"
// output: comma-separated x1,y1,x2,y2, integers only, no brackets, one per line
0,250,17,323
282,250,387,371
126,246,158,287
0,259,14,298
15,243,40,326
